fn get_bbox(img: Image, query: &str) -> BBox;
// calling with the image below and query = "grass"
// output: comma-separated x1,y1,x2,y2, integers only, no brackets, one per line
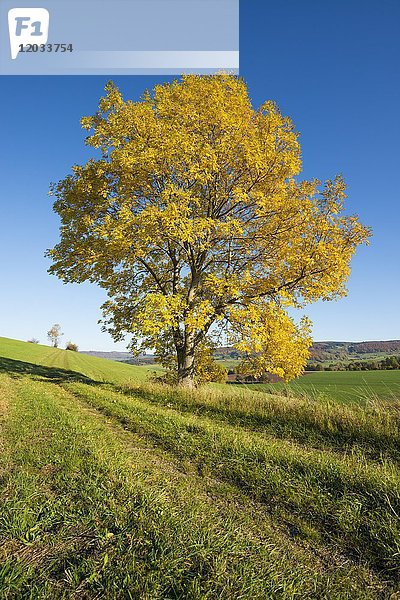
3,337,399,404
232,369,400,403
0,336,399,598
0,336,155,383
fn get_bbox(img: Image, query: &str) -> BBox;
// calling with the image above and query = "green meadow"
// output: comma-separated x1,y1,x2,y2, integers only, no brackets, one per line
234,370,400,403
0,337,399,598
0,336,157,383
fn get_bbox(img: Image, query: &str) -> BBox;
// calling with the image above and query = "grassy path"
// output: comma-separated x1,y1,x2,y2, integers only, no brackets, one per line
0,373,392,598
65,381,400,579
115,382,400,462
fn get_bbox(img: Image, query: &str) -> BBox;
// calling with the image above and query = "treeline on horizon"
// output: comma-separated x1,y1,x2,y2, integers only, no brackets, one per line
308,355,400,372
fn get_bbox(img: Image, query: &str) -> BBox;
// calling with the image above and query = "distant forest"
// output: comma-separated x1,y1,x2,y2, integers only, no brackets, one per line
215,341,400,372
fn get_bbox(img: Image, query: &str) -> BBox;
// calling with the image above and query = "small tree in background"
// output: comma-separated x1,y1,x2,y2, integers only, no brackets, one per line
65,341,79,351
47,324,63,348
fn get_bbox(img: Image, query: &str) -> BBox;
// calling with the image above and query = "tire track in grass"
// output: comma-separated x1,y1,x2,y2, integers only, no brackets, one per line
0,376,10,482
63,380,400,584
0,374,387,599
114,382,400,463
49,379,392,599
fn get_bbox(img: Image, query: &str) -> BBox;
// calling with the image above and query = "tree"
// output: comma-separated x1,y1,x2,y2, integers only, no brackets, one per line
47,75,370,388
156,338,226,385
47,324,63,348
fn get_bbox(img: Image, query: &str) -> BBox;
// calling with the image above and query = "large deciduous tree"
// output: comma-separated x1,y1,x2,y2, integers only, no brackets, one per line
47,75,370,387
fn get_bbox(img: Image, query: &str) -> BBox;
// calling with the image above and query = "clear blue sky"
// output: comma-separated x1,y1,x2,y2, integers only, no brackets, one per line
0,0,399,350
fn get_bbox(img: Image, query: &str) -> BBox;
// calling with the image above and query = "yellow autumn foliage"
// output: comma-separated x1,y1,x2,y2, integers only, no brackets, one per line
47,75,371,386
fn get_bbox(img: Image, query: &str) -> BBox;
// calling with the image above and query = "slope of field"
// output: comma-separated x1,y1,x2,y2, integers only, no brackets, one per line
0,337,157,383
0,337,399,598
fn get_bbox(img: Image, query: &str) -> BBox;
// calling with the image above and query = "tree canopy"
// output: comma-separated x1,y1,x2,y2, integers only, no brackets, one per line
47,74,370,386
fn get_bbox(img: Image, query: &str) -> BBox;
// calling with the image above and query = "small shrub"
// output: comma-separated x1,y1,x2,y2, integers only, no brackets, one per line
66,341,78,352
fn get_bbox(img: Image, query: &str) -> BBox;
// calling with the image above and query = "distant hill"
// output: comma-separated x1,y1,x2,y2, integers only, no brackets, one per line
82,341,400,367
81,350,156,365
81,351,132,361
310,341,400,362
215,341,400,365
347,340,400,353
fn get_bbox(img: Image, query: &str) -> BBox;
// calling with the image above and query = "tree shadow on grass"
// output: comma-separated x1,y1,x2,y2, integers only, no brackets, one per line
0,356,99,385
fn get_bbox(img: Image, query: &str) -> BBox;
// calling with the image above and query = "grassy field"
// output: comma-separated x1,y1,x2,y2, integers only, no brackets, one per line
0,337,160,383
0,337,399,598
236,370,400,403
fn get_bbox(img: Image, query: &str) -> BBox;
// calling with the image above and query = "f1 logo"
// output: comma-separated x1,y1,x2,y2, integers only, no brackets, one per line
8,8,49,59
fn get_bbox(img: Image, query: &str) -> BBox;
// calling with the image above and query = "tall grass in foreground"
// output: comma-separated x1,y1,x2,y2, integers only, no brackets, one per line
118,381,400,461
1,338,400,596
1,374,388,598
67,381,400,581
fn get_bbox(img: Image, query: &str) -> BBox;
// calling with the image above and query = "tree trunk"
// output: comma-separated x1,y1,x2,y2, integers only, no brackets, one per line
177,347,195,388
